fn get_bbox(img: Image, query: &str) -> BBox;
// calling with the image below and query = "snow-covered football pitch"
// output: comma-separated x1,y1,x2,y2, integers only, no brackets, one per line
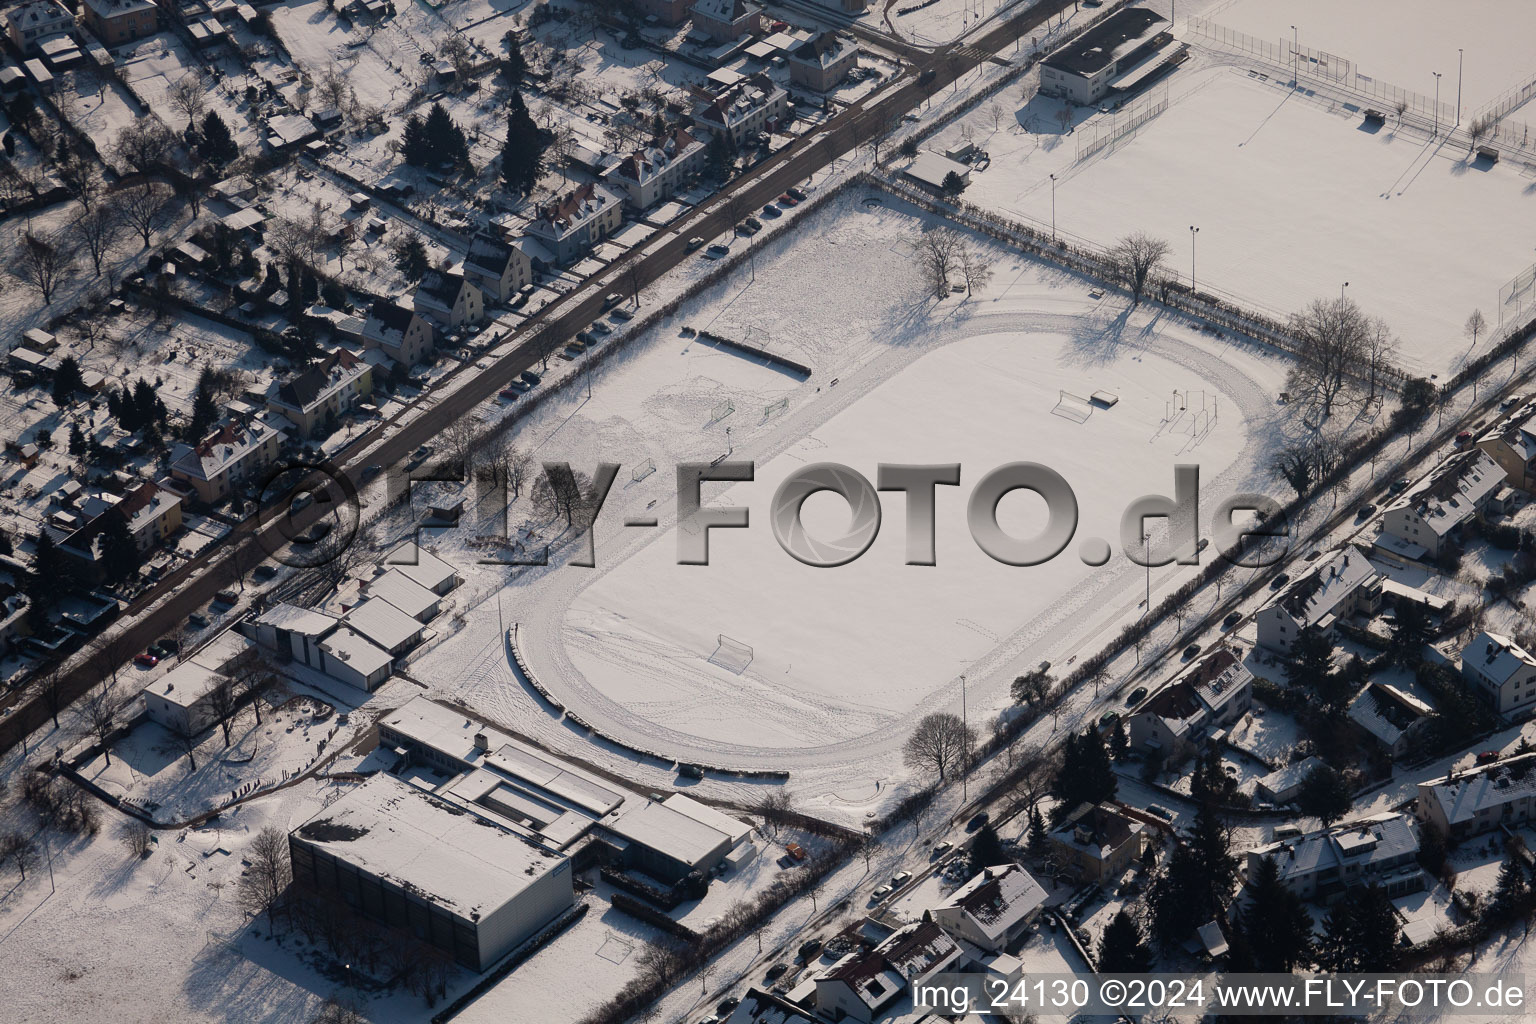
415,192,1295,786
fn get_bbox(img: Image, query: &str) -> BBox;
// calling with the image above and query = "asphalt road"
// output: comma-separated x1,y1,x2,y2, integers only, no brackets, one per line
0,0,1084,755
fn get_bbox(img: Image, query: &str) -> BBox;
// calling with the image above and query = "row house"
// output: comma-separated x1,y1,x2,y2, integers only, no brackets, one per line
691,73,788,147
169,417,285,504
413,269,484,329
266,348,372,438
1478,403,1536,492
1243,813,1424,904
463,236,532,304
363,300,435,367
603,127,706,210
521,183,624,267
1417,752,1536,839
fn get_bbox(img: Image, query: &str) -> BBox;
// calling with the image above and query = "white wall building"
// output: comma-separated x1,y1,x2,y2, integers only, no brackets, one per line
1417,752,1536,839
1460,630,1536,716
1256,546,1382,653
1243,813,1423,904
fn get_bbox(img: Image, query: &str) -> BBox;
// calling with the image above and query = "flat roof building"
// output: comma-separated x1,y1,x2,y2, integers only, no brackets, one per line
1039,7,1170,105
289,774,574,971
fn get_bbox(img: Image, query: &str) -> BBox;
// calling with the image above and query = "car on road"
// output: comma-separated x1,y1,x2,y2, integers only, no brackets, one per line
931,840,953,858
133,653,159,668
687,236,705,250
787,187,808,202
765,963,789,982
253,565,278,582
965,812,990,832
1126,686,1148,705
362,464,382,479
1182,642,1202,659
1269,572,1290,590
1501,394,1526,409
1223,611,1242,630
705,243,730,258
762,203,782,217
603,292,622,308
1456,430,1473,444
295,521,332,544
717,997,740,1014
410,444,433,464
289,493,313,515
918,68,936,86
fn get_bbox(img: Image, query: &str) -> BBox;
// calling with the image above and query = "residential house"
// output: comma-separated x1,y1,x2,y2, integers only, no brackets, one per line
689,0,760,43
1346,682,1434,758
462,236,532,304
56,481,183,580
1243,813,1424,904
1460,630,1536,716
927,863,1047,952
1254,755,1328,806
603,127,706,210
1378,450,1505,560
169,417,285,504
691,74,788,147
724,990,817,1024
521,183,624,267
1256,546,1382,653
413,269,484,328
363,300,435,367
1039,7,1171,105
815,920,963,1023
1047,802,1146,883
5,0,73,56
288,774,574,972
266,348,372,438
1478,405,1536,492
79,0,158,45
1127,647,1253,760
1417,752,1536,839
787,32,859,92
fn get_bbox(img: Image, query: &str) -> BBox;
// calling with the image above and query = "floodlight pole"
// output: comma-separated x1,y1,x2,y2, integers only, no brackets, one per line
961,673,968,802
1049,173,1057,242
1189,225,1199,291
1457,49,1463,126
1291,25,1298,87
1433,72,1442,136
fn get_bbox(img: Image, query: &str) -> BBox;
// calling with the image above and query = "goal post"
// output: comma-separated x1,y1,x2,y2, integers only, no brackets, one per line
708,634,754,674
708,398,735,425
631,458,656,483
763,396,789,420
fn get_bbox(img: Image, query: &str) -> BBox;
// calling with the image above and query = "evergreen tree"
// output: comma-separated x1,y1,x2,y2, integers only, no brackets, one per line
420,103,468,168
1148,844,1210,950
1026,804,1049,859
392,234,430,281
1187,802,1238,908
1295,764,1352,826
1097,910,1152,973
26,530,68,618
131,378,162,429
68,423,86,458
501,30,528,83
706,130,735,178
198,110,239,165
1315,885,1399,972
52,355,85,406
1489,851,1533,924
501,91,546,195
1056,729,1116,812
401,113,431,166
1286,625,1335,694
188,367,221,441
1239,856,1313,971
970,821,1006,867
99,510,140,584
1109,718,1129,760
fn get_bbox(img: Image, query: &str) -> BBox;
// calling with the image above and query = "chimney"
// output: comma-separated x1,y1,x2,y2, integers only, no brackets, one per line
473,732,488,752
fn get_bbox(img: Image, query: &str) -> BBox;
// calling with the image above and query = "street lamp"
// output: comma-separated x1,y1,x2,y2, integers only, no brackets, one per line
1433,71,1443,136
1291,25,1299,86
1188,225,1199,292
1049,173,1057,242
1341,281,1349,301
1457,48,1464,126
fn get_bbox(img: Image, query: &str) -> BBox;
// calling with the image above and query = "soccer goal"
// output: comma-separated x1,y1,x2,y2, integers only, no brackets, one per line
631,458,656,483
708,634,754,674
708,398,735,426
763,396,789,421
1051,390,1094,423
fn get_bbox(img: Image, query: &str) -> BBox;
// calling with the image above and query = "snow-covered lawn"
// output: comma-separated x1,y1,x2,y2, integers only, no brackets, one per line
947,62,1536,377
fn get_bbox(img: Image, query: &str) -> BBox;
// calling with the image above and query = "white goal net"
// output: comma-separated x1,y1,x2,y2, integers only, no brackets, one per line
708,634,754,674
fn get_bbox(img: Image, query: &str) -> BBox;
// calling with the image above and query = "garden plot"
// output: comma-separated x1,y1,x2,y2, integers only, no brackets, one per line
1212,0,1536,116
270,0,425,113
116,34,260,144
951,63,1536,378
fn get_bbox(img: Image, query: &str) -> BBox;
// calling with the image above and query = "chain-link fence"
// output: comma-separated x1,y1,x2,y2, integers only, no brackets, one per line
1076,81,1171,160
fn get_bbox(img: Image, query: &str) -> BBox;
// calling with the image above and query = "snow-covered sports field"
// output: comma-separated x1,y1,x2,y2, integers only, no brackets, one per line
948,62,1536,377
414,190,1295,812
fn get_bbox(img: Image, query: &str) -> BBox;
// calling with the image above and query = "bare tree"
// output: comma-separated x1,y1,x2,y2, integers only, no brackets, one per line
206,674,239,747
443,415,478,473
83,687,121,765
113,117,175,175
959,243,994,297
312,66,356,118
238,826,292,937
1286,296,1372,418
908,227,965,298
0,831,39,881
173,723,199,771
902,712,976,782
56,149,101,211
119,818,153,859
73,202,122,277
230,651,276,725
1466,308,1488,349
755,788,794,839
267,210,328,273
530,464,595,528
1108,232,1170,304
118,182,171,249
167,70,208,128
35,667,65,729
13,230,74,305
1272,435,1340,498
497,444,533,502
1365,317,1400,402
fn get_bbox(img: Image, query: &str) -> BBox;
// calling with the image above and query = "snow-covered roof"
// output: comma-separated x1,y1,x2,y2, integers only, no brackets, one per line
1346,682,1432,748
254,602,339,638
1043,6,1166,78
691,0,759,23
904,151,970,189
318,626,393,678
382,541,459,592
662,792,753,845
789,32,857,70
143,662,225,710
342,596,422,651
1419,752,1536,826
170,418,284,482
291,774,567,921
725,990,818,1024
1386,450,1504,538
1270,546,1378,630
601,797,732,868
933,863,1047,944
1462,630,1536,686
1255,755,1327,802
363,568,438,620
1247,813,1420,886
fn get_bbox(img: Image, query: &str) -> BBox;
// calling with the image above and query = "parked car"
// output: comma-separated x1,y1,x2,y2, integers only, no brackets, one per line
499,388,522,401
717,997,740,1014
871,884,893,901
891,870,912,886
1269,572,1290,590
410,444,434,464
253,565,278,582
289,493,313,515
785,841,807,861
798,938,823,960
705,244,730,258
687,236,705,250
1099,711,1120,728
157,637,180,655
603,292,622,308
1126,686,1148,705
133,653,159,668
931,840,953,858
765,963,789,981
787,187,808,202
520,370,541,386
187,612,209,629
1222,611,1242,630
362,464,383,479
965,812,990,832
295,521,332,544
762,203,782,218
213,589,238,606
1501,394,1526,409
1182,642,1201,659
1356,502,1377,518
1456,430,1473,444
1389,477,1410,493
610,307,634,322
